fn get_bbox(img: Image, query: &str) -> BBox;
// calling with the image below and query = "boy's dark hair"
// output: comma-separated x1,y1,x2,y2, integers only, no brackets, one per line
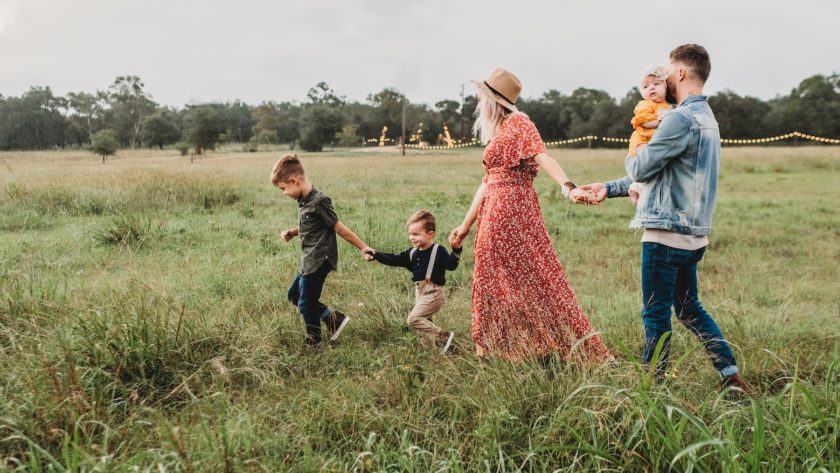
670,44,711,83
406,210,435,233
271,154,305,184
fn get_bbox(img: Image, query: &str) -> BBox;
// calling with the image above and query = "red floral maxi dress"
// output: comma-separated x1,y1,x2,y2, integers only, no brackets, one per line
471,113,612,362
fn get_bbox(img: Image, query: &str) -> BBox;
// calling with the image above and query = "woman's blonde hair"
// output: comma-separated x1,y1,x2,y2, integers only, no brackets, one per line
472,87,510,145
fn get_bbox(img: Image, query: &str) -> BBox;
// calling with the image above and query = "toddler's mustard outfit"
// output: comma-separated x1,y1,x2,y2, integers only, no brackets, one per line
629,99,672,156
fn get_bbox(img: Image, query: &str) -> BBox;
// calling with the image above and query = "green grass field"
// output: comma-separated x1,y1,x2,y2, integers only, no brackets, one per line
1,146,838,472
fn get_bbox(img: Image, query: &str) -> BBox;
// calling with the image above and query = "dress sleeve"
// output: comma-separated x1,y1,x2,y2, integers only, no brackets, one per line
506,114,546,169
520,115,547,159
631,100,659,129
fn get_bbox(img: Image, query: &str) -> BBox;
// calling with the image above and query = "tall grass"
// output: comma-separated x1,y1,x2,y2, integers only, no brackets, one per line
0,147,838,471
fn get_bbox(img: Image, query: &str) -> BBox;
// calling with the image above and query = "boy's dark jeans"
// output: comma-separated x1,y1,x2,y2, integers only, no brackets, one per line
287,262,333,344
641,242,738,378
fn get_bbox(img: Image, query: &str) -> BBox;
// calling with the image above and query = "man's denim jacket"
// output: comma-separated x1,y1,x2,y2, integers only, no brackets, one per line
606,95,720,236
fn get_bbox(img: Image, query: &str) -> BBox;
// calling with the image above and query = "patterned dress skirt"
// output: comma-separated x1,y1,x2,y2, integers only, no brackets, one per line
471,170,612,362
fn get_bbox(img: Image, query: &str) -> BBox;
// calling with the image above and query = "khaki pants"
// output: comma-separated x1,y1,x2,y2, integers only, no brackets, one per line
407,281,445,347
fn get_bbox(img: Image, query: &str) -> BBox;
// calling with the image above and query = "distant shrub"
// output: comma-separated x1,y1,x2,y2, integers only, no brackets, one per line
94,213,161,247
175,141,191,156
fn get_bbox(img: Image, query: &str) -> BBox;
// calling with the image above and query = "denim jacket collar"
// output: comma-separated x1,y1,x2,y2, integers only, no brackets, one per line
678,94,707,108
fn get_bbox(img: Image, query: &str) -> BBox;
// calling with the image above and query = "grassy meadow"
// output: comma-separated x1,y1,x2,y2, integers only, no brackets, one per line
0,145,838,472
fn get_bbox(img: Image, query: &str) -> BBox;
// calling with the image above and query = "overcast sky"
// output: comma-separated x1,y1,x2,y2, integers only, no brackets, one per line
1,0,837,107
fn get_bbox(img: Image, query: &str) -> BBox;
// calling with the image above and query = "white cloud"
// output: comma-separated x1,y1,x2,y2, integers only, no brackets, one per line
0,0,19,34
0,0,838,105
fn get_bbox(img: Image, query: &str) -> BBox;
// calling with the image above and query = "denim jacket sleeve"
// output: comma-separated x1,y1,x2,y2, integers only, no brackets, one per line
624,112,690,183
605,176,633,198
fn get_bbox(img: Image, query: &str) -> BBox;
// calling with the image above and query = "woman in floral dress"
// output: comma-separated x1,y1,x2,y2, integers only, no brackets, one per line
449,68,612,362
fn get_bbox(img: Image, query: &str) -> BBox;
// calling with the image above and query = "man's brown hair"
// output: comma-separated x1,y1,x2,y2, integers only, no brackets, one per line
406,210,436,233
271,154,305,184
670,44,711,83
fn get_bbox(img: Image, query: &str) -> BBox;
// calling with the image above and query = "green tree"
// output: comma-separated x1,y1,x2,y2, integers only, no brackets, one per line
335,124,360,147
90,129,119,163
710,91,771,138
368,88,404,136
299,104,345,151
435,100,460,126
307,82,345,107
276,102,301,145
519,90,572,141
342,101,379,143
251,103,280,143
602,88,642,145
0,87,68,150
764,74,840,137
184,104,227,154
141,109,181,148
66,91,105,144
222,100,254,143
106,76,157,148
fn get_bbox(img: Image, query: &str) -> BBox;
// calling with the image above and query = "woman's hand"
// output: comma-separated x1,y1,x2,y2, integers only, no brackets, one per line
449,224,471,248
569,188,599,206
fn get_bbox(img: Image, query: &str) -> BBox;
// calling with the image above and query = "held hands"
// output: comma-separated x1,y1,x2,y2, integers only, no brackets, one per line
280,228,299,242
568,187,600,206
578,183,607,204
361,247,375,262
448,224,471,248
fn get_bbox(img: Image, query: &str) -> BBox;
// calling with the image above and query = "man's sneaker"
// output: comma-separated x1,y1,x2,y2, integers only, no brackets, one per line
326,310,350,342
439,331,455,355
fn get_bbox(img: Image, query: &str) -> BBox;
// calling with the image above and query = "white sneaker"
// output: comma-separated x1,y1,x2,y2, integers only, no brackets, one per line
440,331,455,355
328,310,350,342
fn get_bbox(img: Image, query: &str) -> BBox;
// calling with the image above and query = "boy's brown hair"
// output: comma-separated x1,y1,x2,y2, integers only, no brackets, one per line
271,154,305,184
669,44,711,83
406,210,436,233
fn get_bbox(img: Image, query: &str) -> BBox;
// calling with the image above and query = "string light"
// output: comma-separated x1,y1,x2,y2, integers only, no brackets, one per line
390,130,840,150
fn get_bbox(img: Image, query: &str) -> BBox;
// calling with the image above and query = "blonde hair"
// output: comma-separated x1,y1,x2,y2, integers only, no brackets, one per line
472,87,510,145
271,154,305,184
406,210,435,233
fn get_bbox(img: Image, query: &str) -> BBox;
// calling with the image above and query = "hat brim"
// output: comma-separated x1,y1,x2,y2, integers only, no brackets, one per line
471,80,518,113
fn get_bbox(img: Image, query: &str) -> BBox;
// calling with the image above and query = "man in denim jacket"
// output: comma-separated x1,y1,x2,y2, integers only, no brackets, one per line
583,44,751,392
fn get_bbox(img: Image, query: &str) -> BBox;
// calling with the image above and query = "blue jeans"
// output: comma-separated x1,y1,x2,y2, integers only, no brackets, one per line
641,242,738,378
287,262,333,344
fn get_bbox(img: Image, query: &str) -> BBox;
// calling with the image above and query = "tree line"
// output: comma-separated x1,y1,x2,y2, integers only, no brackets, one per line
1,73,838,153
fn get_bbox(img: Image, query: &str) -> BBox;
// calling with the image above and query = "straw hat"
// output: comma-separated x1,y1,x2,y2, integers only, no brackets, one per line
472,68,521,113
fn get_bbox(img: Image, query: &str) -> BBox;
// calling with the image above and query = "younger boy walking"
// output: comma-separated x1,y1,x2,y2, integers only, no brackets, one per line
272,154,374,348
367,210,461,354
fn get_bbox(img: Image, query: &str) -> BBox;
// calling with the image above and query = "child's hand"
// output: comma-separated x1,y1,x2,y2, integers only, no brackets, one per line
280,229,298,242
629,188,640,206
361,247,376,261
634,143,647,155
449,224,471,248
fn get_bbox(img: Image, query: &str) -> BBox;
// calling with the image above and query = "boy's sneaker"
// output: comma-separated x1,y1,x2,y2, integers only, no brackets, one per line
439,331,455,355
304,335,325,351
326,310,350,342
721,373,756,396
